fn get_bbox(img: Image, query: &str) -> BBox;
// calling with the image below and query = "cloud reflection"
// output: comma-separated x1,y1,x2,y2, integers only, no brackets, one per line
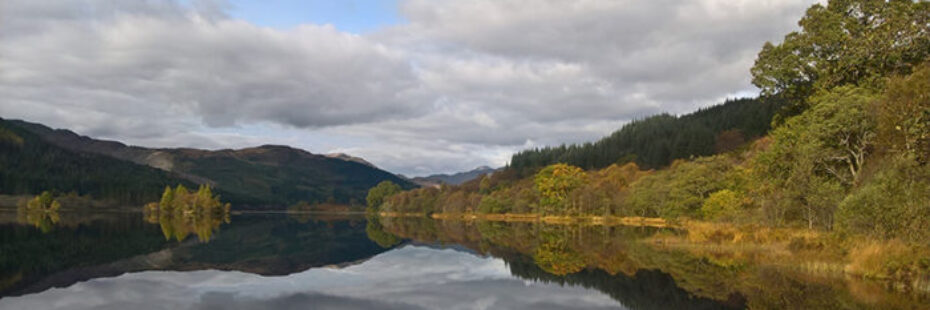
0,246,624,309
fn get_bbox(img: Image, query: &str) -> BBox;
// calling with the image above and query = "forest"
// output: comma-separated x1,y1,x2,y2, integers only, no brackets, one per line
0,119,196,204
369,0,930,279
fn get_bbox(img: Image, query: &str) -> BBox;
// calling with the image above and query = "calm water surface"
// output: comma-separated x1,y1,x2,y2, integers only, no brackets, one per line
0,211,926,309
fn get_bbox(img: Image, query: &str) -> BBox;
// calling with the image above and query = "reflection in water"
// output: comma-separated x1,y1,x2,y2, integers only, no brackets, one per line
371,217,930,309
15,192,61,233
2,213,929,309
144,210,229,242
0,212,387,298
16,204,60,233
0,246,624,310
143,185,231,242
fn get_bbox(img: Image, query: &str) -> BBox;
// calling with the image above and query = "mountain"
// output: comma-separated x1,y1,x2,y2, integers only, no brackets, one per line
0,119,195,204
410,166,499,187
325,153,377,168
1,118,415,208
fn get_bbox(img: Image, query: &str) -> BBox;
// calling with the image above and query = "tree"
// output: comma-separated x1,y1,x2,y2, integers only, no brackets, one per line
752,0,930,107
366,181,402,213
701,190,745,221
875,62,930,162
534,164,587,215
837,156,930,242
752,86,877,229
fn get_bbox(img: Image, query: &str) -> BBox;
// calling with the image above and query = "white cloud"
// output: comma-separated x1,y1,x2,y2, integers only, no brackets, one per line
0,246,621,310
0,0,817,175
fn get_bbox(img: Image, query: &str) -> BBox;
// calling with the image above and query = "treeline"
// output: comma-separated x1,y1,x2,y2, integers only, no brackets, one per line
0,119,196,204
372,0,930,245
510,97,782,171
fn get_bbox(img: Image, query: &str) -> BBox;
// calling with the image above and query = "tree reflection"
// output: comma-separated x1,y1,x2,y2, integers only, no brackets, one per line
374,217,930,309
143,185,230,242
16,192,61,233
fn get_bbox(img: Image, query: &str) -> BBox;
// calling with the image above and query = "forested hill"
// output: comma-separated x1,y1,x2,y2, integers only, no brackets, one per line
1,118,415,208
510,97,783,171
0,119,195,204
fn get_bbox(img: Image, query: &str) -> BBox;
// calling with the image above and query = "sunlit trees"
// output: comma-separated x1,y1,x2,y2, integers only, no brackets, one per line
17,191,62,233
143,185,230,242
534,164,587,215
701,190,745,221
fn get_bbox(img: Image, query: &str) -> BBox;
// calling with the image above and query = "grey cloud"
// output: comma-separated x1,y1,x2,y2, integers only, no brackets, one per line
0,0,818,175
0,0,426,132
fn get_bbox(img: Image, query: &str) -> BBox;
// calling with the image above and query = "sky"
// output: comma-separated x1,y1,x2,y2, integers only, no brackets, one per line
0,0,818,176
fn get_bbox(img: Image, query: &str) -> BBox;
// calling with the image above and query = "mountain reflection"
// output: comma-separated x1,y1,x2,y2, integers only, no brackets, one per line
2,213,928,309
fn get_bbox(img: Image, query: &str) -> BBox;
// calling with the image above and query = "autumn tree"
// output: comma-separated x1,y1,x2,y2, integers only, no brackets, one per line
534,164,587,215
875,62,930,162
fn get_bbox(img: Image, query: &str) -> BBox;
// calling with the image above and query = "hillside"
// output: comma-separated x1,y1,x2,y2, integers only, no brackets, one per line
409,166,499,187
510,97,783,171
2,119,415,208
0,119,194,204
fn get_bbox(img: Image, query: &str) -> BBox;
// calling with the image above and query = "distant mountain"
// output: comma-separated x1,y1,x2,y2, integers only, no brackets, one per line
325,153,377,168
410,166,499,187
1,118,415,208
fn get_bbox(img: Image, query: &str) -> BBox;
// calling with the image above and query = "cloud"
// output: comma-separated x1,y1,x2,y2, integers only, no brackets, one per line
0,246,621,310
0,0,817,175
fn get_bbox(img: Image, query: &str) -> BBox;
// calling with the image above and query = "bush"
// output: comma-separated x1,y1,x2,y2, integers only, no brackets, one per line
837,156,930,242
700,190,745,221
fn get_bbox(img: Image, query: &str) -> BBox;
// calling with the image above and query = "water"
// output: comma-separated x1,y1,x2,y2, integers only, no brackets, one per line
0,211,926,309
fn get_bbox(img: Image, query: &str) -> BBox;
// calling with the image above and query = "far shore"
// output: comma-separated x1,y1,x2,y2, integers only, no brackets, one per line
378,212,672,228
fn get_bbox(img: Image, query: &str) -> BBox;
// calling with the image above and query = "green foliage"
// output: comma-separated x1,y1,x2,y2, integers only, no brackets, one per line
876,62,930,162
752,0,930,106
837,156,930,242
752,86,876,228
534,164,587,215
626,156,737,219
700,190,745,221
511,97,782,171
366,181,402,212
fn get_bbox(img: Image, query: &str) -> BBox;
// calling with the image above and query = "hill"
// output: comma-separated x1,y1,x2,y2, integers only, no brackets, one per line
409,166,499,187
510,97,783,171
2,119,415,208
0,119,194,204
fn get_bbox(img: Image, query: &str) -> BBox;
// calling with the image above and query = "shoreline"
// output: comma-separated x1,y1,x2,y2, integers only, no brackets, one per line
378,212,672,227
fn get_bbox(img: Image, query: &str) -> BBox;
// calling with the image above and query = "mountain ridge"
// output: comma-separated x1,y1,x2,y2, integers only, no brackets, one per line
409,166,500,187
2,118,415,208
